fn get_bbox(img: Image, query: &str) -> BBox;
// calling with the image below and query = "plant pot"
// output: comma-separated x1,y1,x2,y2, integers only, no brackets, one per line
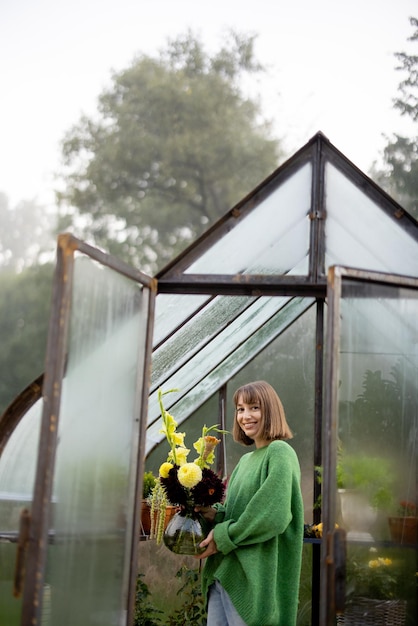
338,489,377,541
388,516,418,545
140,501,177,536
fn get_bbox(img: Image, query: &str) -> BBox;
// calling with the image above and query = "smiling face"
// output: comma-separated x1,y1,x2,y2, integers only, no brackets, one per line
232,381,293,447
235,395,268,448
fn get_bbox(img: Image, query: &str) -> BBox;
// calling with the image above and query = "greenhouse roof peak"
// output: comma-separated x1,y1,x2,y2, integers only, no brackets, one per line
156,132,418,297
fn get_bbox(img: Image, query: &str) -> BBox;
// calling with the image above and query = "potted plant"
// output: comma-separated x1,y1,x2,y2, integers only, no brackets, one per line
141,471,157,536
339,547,408,626
336,451,394,539
143,471,157,499
388,500,418,545
141,470,177,538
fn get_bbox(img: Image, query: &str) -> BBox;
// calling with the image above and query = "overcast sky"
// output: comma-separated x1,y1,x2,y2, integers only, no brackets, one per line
1,0,416,209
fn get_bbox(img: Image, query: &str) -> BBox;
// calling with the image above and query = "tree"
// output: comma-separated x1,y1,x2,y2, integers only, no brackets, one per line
57,31,282,273
0,263,53,414
372,17,418,219
0,192,56,272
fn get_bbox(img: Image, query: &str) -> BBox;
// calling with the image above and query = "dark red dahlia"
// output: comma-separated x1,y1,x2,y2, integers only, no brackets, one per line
160,466,188,506
191,468,225,506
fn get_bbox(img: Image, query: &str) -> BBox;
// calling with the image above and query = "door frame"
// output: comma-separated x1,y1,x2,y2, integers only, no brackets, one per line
320,265,418,625
20,234,156,626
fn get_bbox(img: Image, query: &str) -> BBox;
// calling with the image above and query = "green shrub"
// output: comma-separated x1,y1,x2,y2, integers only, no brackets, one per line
143,472,157,499
133,574,163,626
166,566,207,626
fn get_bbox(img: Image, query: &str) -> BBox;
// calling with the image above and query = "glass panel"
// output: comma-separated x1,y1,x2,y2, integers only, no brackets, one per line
153,293,210,346
325,164,418,276
151,295,257,387
147,297,314,454
184,163,312,275
45,256,148,626
336,279,417,624
0,402,42,626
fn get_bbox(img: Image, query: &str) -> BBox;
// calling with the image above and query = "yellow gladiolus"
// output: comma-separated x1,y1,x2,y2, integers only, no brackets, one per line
169,446,190,466
173,431,185,446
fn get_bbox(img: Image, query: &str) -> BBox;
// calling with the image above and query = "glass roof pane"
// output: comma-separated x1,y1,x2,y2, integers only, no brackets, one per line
147,297,314,453
150,295,292,421
325,163,418,277
151,294,257,388
153,293,210,345
185,163,312,275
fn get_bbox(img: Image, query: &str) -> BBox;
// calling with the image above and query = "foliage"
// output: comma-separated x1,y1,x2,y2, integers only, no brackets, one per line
56,30,281,273
0,192,56,272
372,17,418,219
0,263,53,414
397,500,417,517
340,360,418,453
166,566,207,626
133,574,163,626
143,471,157,499
315,442,395,511
393,17,418,124
346,548,404,601
336,452,394,510
134,567,206,626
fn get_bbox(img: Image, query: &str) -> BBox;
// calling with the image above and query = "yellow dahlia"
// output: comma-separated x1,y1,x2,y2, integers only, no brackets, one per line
159,462,174,478
177,463,202,489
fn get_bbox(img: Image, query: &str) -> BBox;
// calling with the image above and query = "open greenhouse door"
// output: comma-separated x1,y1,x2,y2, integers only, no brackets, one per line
18,235,156,626
321,266,418,626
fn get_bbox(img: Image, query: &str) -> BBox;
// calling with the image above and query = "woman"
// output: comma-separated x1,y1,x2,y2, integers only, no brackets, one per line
195,380,304,626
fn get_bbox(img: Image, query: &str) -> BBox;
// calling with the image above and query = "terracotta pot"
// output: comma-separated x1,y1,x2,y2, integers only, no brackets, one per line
388,516,418,544
140,501,177,536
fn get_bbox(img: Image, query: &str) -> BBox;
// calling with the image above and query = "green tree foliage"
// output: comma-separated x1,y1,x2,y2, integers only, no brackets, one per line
57,31,281,273
0,263,53,414
340,359,417,453
373,17,418,218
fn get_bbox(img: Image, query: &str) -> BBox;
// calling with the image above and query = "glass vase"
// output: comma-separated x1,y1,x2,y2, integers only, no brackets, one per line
163,511,205,555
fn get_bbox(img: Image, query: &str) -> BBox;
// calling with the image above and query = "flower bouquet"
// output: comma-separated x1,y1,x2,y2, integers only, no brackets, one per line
149,388,226,555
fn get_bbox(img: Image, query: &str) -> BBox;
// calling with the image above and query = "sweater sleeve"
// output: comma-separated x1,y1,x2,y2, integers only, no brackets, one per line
213,442,301,555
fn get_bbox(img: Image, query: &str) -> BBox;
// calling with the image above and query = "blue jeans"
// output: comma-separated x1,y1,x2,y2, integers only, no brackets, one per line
207,580,247,626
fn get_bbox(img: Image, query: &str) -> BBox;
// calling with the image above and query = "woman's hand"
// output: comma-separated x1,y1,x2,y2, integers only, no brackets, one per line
194,505,217,523
194,529,218,559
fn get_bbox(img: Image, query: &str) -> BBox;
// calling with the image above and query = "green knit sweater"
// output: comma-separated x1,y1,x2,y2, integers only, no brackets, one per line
201,440,304,626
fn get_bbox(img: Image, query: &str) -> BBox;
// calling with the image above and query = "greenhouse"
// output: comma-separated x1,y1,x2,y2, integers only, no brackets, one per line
0,132,417,626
